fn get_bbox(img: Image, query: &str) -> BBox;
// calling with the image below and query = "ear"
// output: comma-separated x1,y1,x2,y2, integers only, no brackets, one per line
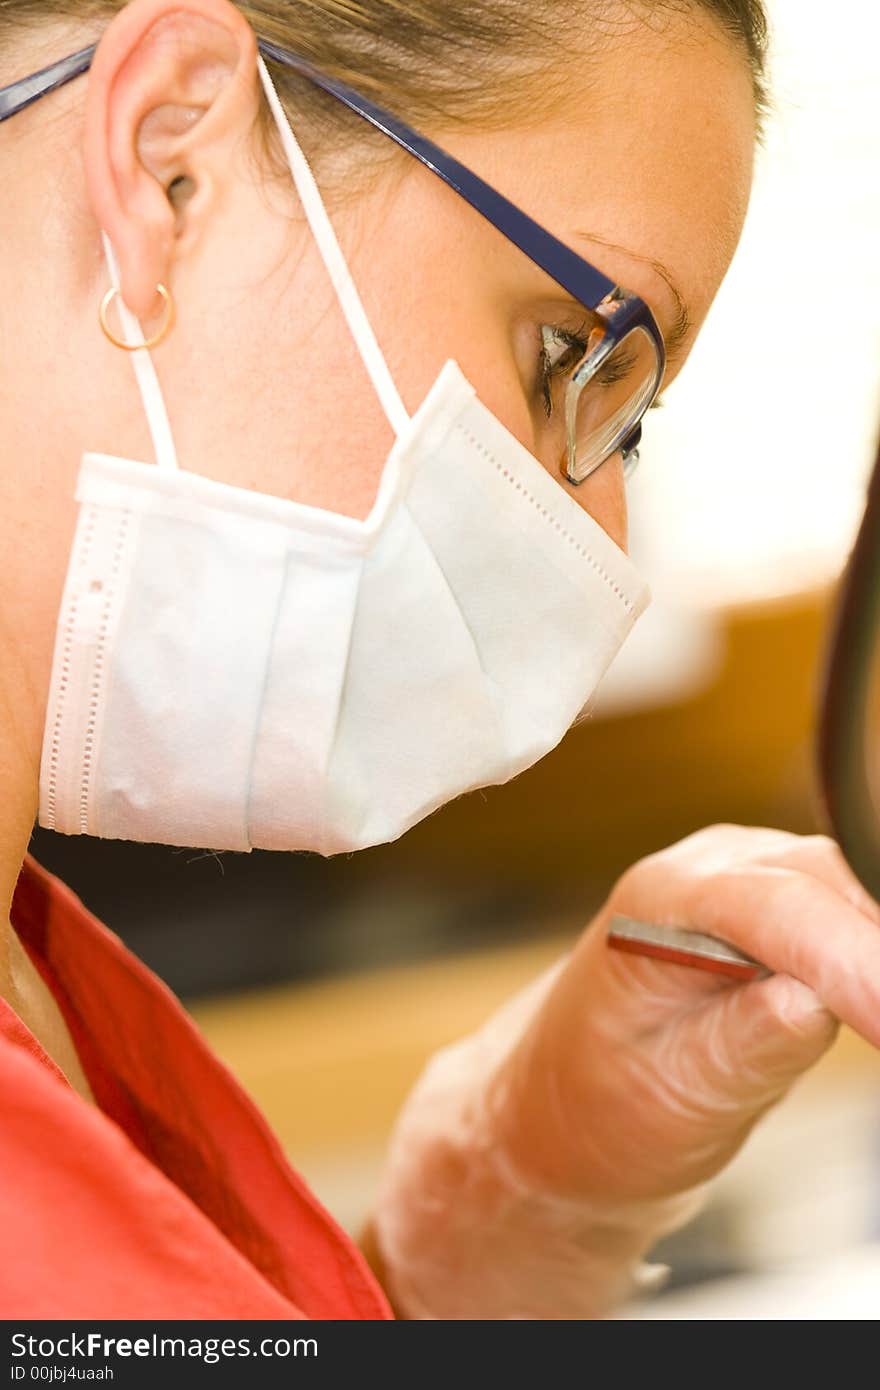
84,0,259,320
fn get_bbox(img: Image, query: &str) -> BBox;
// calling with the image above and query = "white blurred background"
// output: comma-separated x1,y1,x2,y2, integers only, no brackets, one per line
633,0,880,606
598,0,880,719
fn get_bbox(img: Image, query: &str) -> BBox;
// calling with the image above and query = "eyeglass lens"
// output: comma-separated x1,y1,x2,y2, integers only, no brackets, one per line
568,325,660,484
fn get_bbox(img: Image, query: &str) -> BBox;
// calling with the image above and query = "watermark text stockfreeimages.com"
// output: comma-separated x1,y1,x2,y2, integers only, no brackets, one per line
10,1331,317,1374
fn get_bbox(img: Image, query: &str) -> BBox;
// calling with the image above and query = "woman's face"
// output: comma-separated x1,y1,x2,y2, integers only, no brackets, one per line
0,0,756,792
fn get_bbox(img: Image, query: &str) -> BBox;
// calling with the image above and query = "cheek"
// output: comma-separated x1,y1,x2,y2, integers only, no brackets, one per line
462,360,629,553
563,454,628,552
351,190,631,547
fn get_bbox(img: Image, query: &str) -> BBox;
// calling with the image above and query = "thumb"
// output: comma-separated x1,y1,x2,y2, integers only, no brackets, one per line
674,973,838,1117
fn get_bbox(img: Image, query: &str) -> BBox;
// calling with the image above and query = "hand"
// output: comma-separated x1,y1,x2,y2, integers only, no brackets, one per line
373,825,879,1318
496,825,879,1207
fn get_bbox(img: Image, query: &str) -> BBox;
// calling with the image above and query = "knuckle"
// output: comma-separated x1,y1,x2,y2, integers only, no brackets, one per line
803,832,838,855
683,822,743,849
611,848,669,898
777,832,840,869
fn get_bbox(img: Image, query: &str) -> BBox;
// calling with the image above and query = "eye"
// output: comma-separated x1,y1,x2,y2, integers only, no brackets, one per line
538,323,590,417
538,320,666,421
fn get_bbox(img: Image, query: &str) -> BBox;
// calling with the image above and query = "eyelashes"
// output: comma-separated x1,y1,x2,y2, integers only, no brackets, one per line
538,322,591,417
537,321,664,417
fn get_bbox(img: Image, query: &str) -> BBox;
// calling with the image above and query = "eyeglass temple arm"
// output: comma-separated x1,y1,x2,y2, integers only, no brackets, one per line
257,41,618,311
0,43,95,121
1,38,621,315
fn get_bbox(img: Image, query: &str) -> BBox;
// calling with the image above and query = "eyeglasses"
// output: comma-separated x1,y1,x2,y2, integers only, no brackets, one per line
0,35,667,486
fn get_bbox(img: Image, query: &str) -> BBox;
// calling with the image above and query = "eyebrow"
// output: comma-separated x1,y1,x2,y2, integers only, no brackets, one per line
574,230,692,367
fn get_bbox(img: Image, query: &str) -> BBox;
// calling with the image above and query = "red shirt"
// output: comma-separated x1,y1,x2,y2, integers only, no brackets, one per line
2,853,393,1320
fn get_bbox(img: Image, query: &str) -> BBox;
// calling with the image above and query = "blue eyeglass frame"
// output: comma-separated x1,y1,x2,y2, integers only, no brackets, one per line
0,36,666,482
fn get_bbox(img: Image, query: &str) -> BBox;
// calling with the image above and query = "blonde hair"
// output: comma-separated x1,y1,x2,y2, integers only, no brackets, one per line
1,1,769,190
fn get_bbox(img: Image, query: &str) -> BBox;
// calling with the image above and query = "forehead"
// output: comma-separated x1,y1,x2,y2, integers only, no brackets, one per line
448,7,757,349
565,10,758,322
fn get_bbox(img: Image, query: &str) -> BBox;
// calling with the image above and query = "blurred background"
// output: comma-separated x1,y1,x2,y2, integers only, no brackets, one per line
29,0,880,1316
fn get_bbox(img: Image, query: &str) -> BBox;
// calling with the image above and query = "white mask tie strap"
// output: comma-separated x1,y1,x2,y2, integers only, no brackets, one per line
100,229,179,472
256,54,410,439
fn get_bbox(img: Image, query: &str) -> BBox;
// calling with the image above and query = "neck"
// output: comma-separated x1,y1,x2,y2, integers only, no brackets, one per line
0,716,39,994
0,675,98,1106
0,611,44,983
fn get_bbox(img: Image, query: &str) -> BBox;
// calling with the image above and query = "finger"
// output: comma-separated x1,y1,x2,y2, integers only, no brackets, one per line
666,972,838,1115
596,917,738,1027
749,833,880,926
645,824,802,876
610,829,880,1044
639,826,880,928
566,909,742,1051
637,974,839,1188
680,866,880,1047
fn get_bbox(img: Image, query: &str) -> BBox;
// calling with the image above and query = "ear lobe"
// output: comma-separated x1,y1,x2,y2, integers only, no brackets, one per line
83,0,258,321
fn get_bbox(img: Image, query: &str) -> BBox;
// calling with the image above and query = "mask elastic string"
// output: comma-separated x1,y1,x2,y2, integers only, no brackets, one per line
100,230,180,472
256,55,410,439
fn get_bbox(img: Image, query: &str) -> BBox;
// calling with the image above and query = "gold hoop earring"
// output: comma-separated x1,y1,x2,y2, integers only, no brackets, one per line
99,283,175,351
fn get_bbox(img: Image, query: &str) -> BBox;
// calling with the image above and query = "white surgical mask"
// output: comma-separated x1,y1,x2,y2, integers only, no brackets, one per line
38,56,650,856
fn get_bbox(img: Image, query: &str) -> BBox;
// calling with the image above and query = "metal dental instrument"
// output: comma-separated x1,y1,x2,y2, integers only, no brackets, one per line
607,915,770,982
